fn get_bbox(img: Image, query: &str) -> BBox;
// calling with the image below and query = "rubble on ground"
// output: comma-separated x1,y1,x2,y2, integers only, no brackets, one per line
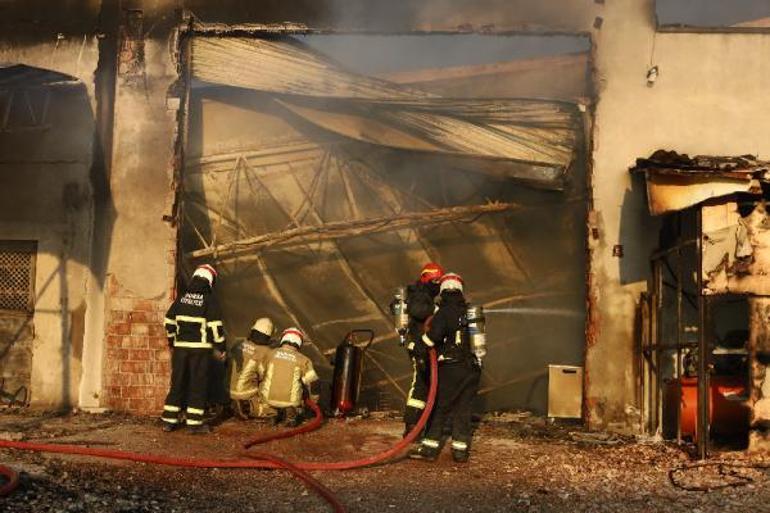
0,411,768,513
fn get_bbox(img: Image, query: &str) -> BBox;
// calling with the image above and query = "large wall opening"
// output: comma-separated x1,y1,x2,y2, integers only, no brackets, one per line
179,33,592,415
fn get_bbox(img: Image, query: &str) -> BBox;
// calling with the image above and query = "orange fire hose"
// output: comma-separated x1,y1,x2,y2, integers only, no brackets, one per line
0,350,439,512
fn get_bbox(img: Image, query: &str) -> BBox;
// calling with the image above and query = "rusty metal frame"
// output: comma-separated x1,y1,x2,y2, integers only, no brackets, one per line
645,207,711,457
696,207,710,459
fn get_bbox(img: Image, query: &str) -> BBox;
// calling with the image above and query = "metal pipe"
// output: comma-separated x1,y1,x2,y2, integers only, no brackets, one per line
650,238,697,261
676,217,683,444
696,207,710,459
653,259,663,435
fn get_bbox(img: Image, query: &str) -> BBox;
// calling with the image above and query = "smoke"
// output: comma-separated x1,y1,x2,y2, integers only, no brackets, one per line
299,34,590,76
316,0,596,32
656,0,770,27
410,0,597,32
485,307,584,319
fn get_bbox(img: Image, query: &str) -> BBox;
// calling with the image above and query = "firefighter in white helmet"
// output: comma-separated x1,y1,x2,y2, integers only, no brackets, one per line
260,328,319,426
229,317,276,419
410,272,482,463
161,264,226,434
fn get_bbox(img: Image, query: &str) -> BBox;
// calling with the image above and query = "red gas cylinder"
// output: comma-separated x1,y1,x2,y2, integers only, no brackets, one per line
674,375,749,442
330,330,373,417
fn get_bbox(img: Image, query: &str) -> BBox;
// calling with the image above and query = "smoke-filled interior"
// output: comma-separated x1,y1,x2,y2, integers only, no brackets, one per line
180,34,590,414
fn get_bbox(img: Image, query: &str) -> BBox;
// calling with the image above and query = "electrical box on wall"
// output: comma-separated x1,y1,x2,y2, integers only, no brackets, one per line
548,365,583,419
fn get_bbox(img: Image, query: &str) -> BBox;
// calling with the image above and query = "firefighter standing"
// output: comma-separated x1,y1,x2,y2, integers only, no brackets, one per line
229,317,276,419
410,272,482,463
161,264,226,434
260,328,319,426
402,262,444,436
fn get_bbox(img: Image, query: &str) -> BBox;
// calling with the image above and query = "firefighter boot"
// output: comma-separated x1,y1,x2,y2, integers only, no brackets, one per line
451,440,470,463
451,449,469,463
408,440,439,461
162,422,178,433
188,423,212,435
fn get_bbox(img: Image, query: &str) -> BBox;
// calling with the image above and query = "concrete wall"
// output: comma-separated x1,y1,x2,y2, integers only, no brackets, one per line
0,37,100,407
98,6,179,413
4,0,770,428
587,0,770,431
0,4,179,412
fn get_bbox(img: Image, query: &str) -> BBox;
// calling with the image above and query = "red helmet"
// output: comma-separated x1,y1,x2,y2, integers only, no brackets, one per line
419,262,445,284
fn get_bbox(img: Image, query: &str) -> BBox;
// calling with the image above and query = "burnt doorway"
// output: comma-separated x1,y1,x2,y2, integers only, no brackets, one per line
634,153,769,456
179,32,591,414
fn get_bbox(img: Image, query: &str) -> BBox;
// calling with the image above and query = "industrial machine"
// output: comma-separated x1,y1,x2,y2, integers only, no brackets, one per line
330,329,374,417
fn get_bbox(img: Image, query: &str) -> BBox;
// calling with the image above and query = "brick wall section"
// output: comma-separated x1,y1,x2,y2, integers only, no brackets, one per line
102,275,172,414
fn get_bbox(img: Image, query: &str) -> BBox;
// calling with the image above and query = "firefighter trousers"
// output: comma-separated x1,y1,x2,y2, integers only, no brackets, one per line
404,356,430,431
162,348,210,426
421,360,480,453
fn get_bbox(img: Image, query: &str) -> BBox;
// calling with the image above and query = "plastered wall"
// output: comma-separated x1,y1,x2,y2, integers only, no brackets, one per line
588,0,770,431
0,37,100,408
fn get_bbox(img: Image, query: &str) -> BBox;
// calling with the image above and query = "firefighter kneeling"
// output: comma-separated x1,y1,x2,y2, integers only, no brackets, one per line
260,328,319,426
410,272,483,463
229,317,276,419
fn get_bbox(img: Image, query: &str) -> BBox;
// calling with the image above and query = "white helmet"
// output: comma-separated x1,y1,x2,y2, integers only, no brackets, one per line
192,264,217,287
251,317,274,337
439,272,464,294
280,327,304,348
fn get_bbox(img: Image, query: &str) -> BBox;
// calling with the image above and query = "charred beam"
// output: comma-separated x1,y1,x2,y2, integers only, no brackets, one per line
187,201,523,260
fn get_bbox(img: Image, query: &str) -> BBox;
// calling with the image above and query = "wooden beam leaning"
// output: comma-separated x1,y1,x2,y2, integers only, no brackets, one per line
187,201,522,261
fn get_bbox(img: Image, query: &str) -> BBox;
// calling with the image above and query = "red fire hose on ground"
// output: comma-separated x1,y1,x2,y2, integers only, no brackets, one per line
0,351,438,512
241,398,325,449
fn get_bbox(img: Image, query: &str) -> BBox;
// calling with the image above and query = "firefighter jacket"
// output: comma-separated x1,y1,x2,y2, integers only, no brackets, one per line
422,291,472,364
230,340,273,400
260,344,319,408
405,280,439,353
163,277,226,351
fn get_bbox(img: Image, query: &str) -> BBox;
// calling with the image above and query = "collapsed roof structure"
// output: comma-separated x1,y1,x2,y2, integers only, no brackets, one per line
180,36,586,411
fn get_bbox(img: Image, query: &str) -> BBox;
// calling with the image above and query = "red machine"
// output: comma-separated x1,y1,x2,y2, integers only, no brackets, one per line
668,375,750,442
330,329,373,417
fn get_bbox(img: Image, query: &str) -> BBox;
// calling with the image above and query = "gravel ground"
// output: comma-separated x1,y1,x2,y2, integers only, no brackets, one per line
0,410,769,513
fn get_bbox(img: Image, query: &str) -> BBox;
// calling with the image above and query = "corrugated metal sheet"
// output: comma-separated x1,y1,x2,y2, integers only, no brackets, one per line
190,36,579,184
192,37,430,100
0,64,80,88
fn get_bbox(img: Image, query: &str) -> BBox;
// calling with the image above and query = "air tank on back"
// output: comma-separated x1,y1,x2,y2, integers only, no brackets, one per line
391,286,409,345
466,305,486,363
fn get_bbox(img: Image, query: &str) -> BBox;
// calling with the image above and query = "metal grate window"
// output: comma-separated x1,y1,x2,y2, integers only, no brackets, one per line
0,241,36,314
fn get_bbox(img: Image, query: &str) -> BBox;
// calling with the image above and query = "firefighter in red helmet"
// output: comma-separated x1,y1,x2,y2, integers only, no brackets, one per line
400,262,444,437
260,328,319,426
161,264,226,434
410,272,482,463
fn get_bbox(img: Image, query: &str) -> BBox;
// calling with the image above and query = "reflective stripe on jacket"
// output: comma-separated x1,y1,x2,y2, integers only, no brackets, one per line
230,341,272,400
260,345,318,408
164,277,226,350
